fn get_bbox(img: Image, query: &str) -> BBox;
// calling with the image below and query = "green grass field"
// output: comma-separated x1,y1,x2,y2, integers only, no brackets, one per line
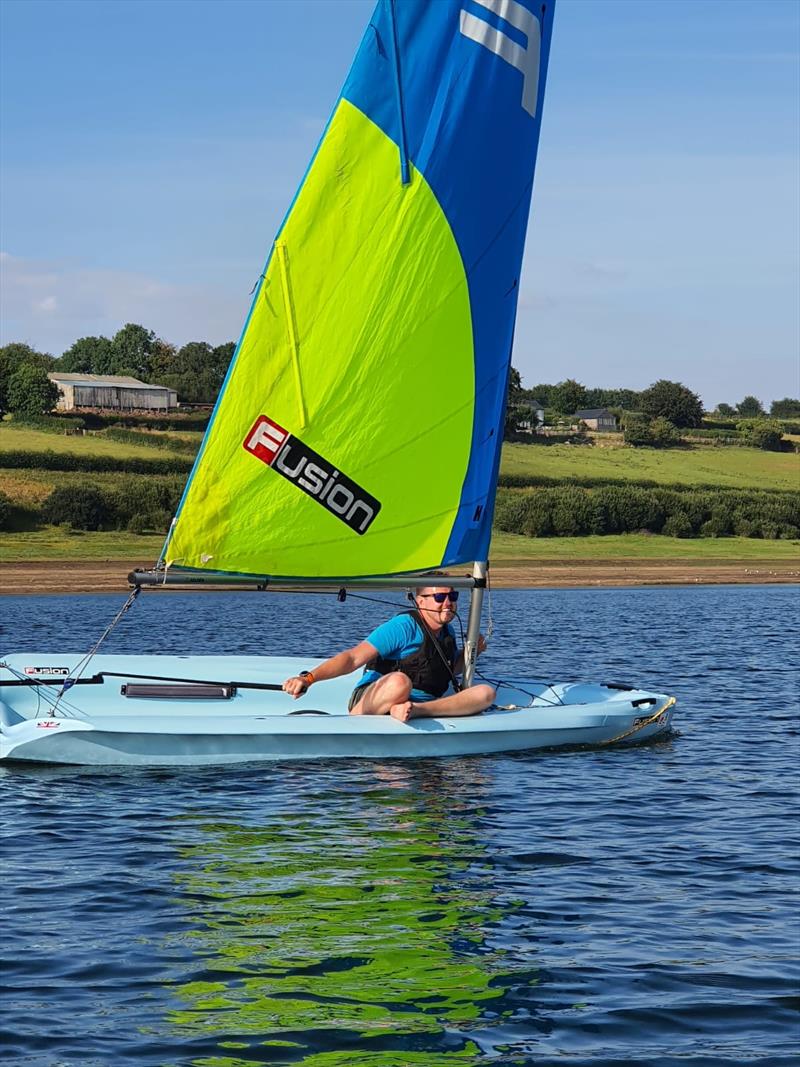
0,529,166,561
1,528,797,565
0,469,184,508
2,423,798,565
0,424,196,460
500,441,799,491
489,531,800,562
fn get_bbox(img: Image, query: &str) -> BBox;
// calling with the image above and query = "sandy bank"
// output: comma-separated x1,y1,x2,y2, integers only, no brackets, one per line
1,559,797,595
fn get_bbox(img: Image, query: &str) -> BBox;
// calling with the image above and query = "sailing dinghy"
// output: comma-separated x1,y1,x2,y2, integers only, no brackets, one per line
0,0,676,765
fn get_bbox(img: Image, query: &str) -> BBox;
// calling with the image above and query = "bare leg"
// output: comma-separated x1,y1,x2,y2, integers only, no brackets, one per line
350,672,412,716
390,684,496,723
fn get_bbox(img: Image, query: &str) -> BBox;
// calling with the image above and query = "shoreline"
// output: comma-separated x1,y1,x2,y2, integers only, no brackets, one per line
1,559,798,595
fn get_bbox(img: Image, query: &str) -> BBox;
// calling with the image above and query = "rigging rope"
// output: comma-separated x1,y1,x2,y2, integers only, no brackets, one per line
48,587,141,717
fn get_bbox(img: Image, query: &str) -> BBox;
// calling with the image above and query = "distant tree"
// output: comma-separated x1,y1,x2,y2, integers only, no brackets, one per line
582,387,606,408
42,485,108,531
7,363,61,416
550,378,588,415
526,382,555,408
504,366,529,438
0,489,11,530
109,323,156,377
622,413,654,447
608,388,642,411
737,418,784,451
649,417,681,448
0,341,52,378
174,370,225,404
622,413,679,448
736,395,764,417
639,379,703,428
0,342,53,418
211,341,236,377
147,338,179,379
581,387,637,409
770,397,800,418
715,402,736,417
174,341,214,376
58,335,113,373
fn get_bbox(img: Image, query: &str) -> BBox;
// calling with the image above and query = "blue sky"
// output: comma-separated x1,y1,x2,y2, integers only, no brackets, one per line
1,0,798,407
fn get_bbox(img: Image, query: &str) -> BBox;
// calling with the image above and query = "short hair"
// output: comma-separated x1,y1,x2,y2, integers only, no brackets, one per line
414,584,453,598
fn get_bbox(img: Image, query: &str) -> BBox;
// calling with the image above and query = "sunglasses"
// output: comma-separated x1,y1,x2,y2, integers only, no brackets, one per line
421,591,459,604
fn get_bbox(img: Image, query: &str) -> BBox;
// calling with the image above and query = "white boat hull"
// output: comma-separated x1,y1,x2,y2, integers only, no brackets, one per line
0,654,675,766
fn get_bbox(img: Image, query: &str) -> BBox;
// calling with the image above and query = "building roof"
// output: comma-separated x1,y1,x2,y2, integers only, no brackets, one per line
48,373,172,391
574,408,616,419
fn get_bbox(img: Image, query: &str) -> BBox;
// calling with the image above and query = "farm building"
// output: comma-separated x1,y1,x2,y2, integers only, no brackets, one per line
517,398,546,432
574,408,618,431
48,373,178,412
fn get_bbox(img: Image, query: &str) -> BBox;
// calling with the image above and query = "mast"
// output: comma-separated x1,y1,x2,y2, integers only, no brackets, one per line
463,561,487,688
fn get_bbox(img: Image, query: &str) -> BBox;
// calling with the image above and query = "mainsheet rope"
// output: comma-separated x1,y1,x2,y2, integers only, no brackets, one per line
23,578,566,716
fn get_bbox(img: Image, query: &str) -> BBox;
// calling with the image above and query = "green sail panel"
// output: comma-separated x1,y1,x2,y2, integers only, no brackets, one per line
167,101,474,578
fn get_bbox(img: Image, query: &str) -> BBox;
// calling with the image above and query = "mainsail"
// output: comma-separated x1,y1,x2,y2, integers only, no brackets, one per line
165,0,555,579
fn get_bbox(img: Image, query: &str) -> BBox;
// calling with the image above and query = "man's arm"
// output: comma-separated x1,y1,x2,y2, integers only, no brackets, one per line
282,640,378,699
453,634,487,677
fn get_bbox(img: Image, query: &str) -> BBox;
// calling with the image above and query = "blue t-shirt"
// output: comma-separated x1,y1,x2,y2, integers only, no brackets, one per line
357,614,457,702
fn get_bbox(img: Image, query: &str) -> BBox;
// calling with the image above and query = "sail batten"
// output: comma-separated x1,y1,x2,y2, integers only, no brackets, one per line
165,0,554,580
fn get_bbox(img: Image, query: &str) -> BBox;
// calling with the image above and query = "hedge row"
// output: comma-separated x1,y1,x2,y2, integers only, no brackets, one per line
685,428,744,442
0,450,194,475
85,412,210,431
40,477,185,533
7,480,800,540
494,485,800,539
41,411,210,431
101,427,200,455
497,472,793,494
505,431,585,446
10,414,87,434
701,419,738,431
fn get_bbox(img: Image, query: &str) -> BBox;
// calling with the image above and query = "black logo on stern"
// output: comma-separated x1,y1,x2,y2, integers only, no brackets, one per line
243,415,381,535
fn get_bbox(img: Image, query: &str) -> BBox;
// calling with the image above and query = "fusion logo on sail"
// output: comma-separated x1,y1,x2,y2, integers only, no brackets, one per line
243,415,381,535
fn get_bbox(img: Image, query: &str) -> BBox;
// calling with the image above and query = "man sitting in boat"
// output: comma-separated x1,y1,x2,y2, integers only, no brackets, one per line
282,585,495,722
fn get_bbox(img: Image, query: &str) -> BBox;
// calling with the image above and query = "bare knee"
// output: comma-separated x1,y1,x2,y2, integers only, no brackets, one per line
382,672,412,703
473,684,496,708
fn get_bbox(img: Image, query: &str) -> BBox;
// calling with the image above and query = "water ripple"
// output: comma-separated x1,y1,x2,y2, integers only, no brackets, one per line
1,585,799,1066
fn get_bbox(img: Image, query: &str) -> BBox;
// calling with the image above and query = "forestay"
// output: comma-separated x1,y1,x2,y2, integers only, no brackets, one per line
163,0,555,580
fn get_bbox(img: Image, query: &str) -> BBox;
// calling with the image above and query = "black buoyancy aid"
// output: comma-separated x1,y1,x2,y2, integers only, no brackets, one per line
368,610,458,698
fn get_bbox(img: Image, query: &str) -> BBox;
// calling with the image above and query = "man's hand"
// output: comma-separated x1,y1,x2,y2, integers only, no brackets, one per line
282,676,309,699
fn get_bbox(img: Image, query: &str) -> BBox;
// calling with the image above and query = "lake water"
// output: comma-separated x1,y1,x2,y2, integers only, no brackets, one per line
1,586,798,1066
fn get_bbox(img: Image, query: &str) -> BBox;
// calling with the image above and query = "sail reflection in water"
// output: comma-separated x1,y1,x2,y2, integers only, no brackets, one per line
164,762,532,1064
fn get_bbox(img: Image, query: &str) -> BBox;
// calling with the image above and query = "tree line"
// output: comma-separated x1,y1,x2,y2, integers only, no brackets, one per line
511,373,800,422
1,331,798,428
0,325,236,417
504,371,799,448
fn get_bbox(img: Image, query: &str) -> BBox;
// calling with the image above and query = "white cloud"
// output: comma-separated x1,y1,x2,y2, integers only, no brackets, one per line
0,252,247,355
